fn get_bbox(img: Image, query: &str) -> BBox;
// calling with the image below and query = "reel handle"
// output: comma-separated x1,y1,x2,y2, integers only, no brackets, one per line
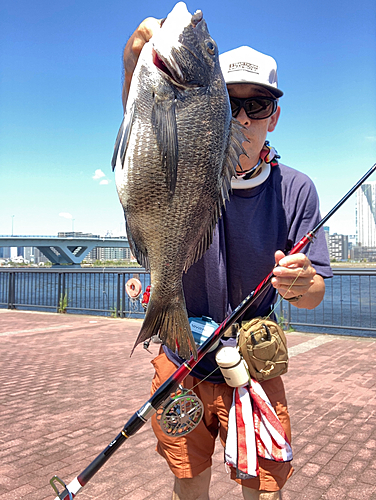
50,476,73,500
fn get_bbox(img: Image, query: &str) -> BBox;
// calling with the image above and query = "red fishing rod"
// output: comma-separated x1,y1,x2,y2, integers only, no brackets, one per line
50,163,376,499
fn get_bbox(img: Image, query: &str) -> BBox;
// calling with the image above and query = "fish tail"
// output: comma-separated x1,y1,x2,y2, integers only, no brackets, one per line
131,291,197,360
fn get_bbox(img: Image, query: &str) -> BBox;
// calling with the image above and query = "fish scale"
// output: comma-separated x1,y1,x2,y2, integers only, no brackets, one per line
112,2,247,359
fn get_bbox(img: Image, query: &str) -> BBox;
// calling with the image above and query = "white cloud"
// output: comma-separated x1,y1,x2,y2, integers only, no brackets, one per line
99,179,109,185
92,169,106,180
366,136,376,142
59,212,73,219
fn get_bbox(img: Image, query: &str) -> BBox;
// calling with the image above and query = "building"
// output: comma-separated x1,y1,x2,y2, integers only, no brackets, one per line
351,245,376,262
24,247,34,262
95,246,132,261
34,248,49,264
57,232,100,239
356,181,376,247
347,234,356,252
328,233,348,261
0,248,11,259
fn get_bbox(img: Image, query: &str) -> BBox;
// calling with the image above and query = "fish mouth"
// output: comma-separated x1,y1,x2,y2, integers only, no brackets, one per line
191,9,203,26
152,9,204,88
152,48,185,87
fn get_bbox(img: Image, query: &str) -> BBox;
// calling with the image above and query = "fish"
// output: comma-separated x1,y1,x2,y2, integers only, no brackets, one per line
112,1,247,360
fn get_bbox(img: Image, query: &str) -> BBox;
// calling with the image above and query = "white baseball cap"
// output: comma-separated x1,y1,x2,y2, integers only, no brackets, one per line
219,46,283,98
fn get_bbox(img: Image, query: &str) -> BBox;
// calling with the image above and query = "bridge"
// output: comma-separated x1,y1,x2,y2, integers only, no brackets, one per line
0,236,130,267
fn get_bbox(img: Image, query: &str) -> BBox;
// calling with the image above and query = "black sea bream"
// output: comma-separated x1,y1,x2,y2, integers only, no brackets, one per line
112,2,247,359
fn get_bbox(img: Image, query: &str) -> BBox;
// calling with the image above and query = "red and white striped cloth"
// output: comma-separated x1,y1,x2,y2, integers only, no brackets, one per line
225,380,293,479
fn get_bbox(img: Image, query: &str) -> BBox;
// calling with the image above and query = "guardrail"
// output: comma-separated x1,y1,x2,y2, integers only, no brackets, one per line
0,267,150,319
279,269,376,336
1,267,375,336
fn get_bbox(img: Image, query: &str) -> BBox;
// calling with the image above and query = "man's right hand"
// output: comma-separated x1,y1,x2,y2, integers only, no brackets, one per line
122,17,162,109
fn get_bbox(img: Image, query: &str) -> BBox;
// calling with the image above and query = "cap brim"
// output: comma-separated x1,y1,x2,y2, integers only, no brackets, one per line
226,81,283,98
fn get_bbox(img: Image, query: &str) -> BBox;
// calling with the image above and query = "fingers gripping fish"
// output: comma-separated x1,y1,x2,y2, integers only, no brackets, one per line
112,2,248,360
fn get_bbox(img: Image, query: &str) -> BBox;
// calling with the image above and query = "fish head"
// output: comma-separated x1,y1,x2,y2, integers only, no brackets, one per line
151,2,221,89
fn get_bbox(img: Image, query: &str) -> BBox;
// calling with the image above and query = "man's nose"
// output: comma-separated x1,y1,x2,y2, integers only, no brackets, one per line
235,107,251,126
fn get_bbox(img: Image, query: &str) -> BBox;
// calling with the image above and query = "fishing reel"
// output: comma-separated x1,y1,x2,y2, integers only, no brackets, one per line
156,386,204,437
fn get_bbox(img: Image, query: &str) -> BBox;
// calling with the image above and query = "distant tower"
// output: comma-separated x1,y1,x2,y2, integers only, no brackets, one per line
356,181,376,247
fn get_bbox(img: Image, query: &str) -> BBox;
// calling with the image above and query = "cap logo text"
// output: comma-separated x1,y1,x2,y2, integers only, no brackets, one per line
228,62,259,74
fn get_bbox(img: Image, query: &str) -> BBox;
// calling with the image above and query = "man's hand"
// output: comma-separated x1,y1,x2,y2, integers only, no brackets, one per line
122,17,162,109
271,250,325,309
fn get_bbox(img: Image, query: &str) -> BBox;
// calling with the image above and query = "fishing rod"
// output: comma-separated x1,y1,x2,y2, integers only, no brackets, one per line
50,162,376,500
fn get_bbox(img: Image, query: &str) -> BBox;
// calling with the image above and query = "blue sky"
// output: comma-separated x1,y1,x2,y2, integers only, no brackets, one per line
1,0,375,238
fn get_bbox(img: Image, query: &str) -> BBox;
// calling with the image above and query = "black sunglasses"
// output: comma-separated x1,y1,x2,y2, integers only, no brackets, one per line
230,96,278,120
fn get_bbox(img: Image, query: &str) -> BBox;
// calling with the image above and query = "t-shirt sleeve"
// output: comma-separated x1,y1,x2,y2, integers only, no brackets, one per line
282,167,333,279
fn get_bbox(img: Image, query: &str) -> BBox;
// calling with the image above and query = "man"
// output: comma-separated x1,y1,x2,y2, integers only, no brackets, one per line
121,18,332,500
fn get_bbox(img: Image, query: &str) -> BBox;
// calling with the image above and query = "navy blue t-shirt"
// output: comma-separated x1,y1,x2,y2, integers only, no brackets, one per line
164,163,333,381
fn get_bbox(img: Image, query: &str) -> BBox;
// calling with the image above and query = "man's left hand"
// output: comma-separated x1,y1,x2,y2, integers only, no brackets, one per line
271,250,325,309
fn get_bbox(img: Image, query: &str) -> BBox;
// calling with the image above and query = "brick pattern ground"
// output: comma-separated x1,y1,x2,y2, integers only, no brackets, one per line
0,310,376,499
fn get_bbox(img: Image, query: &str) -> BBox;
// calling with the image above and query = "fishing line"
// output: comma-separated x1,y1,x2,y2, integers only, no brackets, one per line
185,246,312,392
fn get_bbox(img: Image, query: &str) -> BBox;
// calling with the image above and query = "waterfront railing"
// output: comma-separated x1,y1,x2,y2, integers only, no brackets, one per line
1,267,375,337
280,268,376,336
0,267,150,319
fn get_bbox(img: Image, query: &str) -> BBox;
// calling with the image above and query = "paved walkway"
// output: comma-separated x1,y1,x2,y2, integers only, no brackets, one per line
0,310,376,500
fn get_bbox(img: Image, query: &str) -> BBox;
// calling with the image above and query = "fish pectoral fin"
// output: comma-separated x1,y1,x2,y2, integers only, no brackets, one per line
124,216,150,270
151,98,178,195
131,293,197,360
111,104,135,171
111,116,124,171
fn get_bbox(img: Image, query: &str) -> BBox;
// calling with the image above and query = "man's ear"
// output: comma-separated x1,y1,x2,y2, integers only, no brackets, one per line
268,106,281,132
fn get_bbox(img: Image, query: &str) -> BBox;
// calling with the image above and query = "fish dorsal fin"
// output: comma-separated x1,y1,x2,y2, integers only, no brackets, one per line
183,118,248,271
151,98,178,195
220,118,249,202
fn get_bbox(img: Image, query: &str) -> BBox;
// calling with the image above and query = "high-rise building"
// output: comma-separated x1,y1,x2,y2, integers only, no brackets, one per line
356,181,376,247
328,234,348,261
24,247,34,262
34,248,49,264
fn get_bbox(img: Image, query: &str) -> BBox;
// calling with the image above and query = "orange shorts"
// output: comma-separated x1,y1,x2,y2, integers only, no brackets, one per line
150,351,293,491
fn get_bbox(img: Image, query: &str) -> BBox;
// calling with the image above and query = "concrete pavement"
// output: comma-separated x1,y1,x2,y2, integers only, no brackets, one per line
0,310,376,499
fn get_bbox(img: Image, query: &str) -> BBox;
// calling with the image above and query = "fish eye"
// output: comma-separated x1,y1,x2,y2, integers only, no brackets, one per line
205,40,216,55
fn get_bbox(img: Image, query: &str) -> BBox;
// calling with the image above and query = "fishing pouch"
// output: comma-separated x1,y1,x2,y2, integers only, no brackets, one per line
238,317,288,382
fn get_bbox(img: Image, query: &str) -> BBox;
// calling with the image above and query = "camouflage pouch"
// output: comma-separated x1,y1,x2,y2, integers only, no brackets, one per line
238,317,288,382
